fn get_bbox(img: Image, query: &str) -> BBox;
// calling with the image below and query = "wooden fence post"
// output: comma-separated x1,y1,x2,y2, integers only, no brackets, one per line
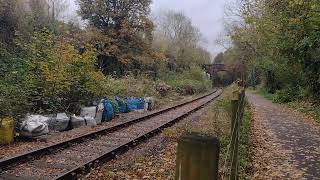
175,133,220,180
230,90,240,180
230,87,246,180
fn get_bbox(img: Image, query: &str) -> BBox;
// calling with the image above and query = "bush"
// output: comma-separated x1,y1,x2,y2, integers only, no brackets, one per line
161,65,212,95
155,82,171,97
272,87,298,103
104,75,158,98
0,43,30,118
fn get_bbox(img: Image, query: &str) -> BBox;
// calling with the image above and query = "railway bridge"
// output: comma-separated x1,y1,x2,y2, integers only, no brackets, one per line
203,63,227,78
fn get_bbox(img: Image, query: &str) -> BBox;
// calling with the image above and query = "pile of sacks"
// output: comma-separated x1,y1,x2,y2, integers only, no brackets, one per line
19,97,156,137
19,101,105,137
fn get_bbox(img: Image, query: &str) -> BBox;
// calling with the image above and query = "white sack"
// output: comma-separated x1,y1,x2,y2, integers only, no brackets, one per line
70,115,86,129
84,116,97,127
95,100,104,124
20,115,50,137
49,113,70,132
80,107,97,118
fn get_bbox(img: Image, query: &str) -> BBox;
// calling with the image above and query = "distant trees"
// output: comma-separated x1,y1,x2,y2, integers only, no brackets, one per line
0,0,21,46
0,0,70,48
154,11,211,70
213,52,224,63
223,0,320,101
47,0,69,20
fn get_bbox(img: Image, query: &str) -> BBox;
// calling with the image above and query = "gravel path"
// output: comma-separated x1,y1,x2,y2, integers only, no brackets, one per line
247,92,320,179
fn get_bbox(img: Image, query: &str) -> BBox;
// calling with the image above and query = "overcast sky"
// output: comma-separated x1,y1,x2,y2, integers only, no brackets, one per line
67,0,234,55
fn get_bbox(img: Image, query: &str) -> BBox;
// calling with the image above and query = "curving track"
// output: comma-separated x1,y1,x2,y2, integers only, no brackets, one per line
0,89,222,180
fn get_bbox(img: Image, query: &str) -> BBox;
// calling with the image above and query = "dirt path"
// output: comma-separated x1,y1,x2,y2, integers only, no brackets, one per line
247,92,320,179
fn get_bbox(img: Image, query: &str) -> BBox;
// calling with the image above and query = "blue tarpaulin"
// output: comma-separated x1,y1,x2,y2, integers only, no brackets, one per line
115,97,130,113
102,98,114,122
125,97,145,111
102,97,145,122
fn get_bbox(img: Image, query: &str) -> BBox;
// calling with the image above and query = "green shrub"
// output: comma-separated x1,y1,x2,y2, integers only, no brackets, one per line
257,87,274,100
272,87,298,103
0,43,30,118
161,65,212,95
104,75,158,98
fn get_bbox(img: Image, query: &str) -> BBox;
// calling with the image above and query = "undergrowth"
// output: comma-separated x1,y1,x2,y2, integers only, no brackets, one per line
211,86,252,179
256,87,320,123
159,65,212,95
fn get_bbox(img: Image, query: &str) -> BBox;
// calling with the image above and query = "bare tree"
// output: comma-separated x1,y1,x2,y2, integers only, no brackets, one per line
47,0,69,20
154,10,211,69
158,11,201,48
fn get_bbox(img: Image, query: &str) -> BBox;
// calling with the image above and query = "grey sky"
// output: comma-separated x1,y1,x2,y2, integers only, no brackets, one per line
67,0,233,55
151,0,233,55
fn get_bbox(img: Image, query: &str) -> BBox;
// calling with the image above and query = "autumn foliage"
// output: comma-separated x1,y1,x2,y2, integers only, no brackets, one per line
0,0,212,119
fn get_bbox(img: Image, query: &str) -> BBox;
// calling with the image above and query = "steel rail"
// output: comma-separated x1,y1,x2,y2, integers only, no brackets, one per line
55,89,223,180
0,89,219,171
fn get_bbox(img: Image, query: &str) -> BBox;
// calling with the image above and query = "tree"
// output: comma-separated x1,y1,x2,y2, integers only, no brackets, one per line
213,52,224,63
225,0,320,100
154,11,210,70
78,0,154,75
158,11,201,47
0,0,26,47
47,0,69,20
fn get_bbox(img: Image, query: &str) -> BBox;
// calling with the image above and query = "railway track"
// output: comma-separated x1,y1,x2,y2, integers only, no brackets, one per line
0,89,223,180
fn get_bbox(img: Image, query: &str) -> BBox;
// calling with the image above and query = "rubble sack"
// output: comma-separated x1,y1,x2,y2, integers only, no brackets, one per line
70,115,86,129
0,117,14,145
95,100,104,124
144,97,156,111
84,116,97,127
80,107,97,118
48,113,70,132
102,99,114,122
20,115,50,137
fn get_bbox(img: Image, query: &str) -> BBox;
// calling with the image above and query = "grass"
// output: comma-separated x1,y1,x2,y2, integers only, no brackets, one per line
209,86,252,179
288,101,320,123
253,87,320,123
256,87,274,101
170,84,252,179
239,105,253,178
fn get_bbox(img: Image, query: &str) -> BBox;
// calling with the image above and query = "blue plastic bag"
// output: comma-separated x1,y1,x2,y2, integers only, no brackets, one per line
125,97,145,111
102,98,114,122
115,97,130,113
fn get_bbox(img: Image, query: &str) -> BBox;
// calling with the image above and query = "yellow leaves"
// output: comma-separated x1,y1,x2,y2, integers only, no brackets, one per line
21,30,101,98
289,17,303,26
288,0,305,7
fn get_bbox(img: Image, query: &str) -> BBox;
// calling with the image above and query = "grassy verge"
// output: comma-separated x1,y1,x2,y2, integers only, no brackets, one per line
253,87,320,123
287,101,320,123
208,86,252,179
255,87,274,101
168,85,252,178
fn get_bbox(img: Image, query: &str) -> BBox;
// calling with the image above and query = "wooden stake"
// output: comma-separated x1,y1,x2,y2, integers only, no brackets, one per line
175,133,220,180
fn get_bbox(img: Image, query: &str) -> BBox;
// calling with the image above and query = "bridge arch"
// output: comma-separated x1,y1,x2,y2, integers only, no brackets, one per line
203,64,232,86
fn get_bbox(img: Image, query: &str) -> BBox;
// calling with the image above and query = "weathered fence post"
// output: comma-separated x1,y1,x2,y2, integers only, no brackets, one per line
230,85,246,180
175,133,220,180
230,90,240,180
